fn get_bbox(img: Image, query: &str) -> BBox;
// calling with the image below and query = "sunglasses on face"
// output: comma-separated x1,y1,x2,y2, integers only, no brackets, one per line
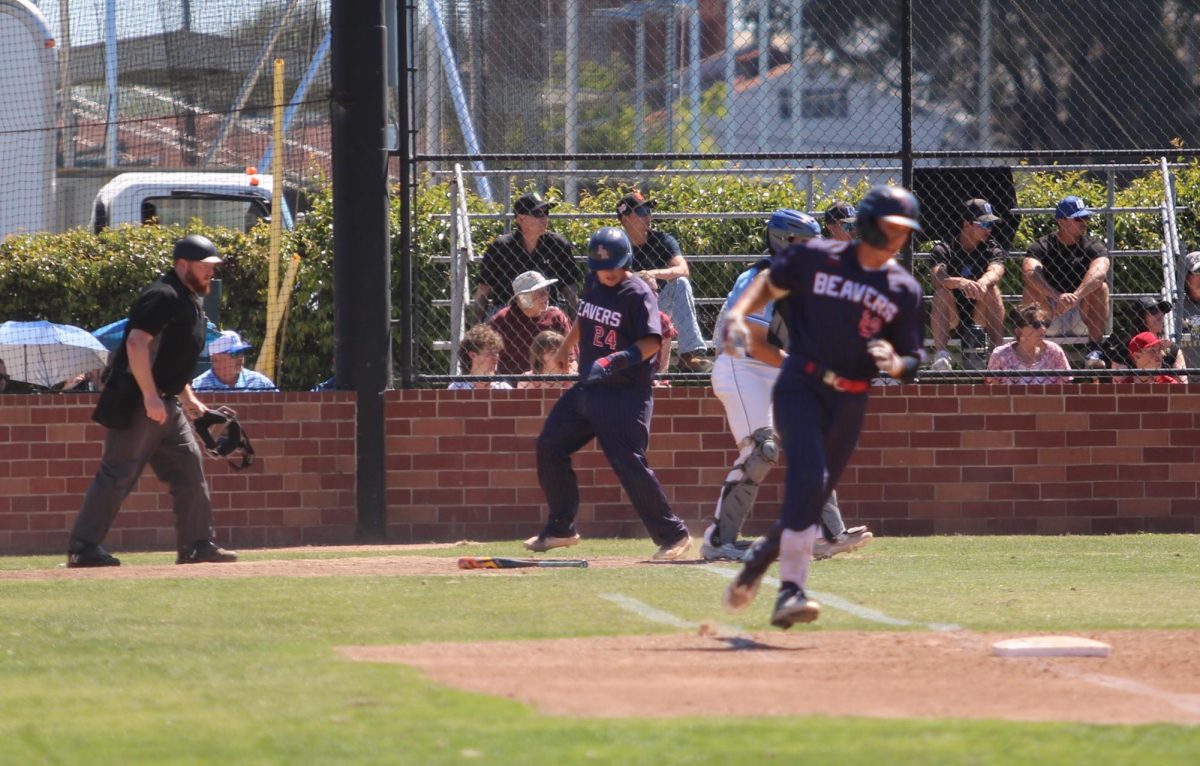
523,208,549,219
224,350,246,359
622,205,652,218
975,220,994,230
1144,307,1163,317
1020,320,1050,329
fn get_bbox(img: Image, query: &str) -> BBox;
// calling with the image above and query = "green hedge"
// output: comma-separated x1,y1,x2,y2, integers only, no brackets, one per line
3,162,1196,388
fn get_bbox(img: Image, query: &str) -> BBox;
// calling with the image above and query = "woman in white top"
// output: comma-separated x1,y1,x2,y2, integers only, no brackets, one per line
448,324,513,390
986,302,1071,384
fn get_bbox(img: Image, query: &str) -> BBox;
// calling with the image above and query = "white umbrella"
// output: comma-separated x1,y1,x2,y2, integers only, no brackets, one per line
0,320,111,389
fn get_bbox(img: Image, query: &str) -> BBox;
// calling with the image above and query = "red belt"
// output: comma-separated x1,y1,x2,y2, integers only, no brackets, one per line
801,360,870,394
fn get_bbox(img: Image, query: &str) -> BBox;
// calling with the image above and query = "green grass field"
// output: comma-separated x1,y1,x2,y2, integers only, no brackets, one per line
1,535,1198,765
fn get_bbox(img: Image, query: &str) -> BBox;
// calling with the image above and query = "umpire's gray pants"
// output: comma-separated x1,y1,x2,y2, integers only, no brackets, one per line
70,398,214,548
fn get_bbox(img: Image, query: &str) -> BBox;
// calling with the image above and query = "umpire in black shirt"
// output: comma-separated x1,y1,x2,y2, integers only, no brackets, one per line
67,235,239,567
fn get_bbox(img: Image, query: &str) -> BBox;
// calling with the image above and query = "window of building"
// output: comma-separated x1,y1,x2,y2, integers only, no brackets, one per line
801,87,849,119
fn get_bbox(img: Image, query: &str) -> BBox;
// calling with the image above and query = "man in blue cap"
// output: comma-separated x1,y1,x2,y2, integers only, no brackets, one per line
1021,195,1111,366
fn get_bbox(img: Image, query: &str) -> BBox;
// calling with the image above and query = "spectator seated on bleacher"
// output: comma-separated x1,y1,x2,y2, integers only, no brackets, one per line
928,199,1007,372
1098,296,1185,382
1175,251,1200,373
1128,332,1182,384
616,191,712,373
487,270,571,376
1021,195,1111,368
448,324,512,391
986,303,1071,384
516,330,575,390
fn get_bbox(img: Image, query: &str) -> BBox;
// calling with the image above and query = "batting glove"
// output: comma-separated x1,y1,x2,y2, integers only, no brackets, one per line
722,314,750,358
586,346,642,384
867,338,902,377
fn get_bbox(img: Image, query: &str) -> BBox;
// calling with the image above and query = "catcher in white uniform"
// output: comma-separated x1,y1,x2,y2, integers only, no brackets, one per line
701,208,873,562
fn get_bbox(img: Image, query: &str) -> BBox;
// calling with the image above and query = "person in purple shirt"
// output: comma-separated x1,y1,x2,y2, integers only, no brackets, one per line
721,186,925,629
522,227,693,561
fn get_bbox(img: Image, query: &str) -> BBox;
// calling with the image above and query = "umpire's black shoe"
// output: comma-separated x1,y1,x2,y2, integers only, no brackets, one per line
176,540,238,565
770,583,820,629
723,533,779,612
66,541,121,568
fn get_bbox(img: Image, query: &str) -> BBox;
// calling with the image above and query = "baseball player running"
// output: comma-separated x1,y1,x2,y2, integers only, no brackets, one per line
702,209,873,562
721,187,925,628
523,227,693,560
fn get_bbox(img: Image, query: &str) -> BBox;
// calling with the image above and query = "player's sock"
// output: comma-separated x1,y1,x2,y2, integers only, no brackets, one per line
778,525,817,588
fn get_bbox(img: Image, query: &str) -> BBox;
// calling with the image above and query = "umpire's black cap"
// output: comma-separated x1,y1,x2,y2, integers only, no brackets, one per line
173,234,223,264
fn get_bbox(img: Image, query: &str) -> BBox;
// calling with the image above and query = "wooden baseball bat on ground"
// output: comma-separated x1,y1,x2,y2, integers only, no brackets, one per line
457,557,588,569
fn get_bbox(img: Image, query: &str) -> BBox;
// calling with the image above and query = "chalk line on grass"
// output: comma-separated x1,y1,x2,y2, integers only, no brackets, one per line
699,564,962,632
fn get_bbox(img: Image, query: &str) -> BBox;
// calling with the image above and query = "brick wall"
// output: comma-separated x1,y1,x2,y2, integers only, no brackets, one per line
2,385,1197,555
0,393,357,555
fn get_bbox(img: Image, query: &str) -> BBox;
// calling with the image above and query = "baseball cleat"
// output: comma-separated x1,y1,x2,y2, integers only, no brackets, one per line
523,534,580,553
652,534,693,561
813,526,873,560
66,542,121,568
700,538,754,562
723,535,778,612
770,586,820,629
176,540,238,564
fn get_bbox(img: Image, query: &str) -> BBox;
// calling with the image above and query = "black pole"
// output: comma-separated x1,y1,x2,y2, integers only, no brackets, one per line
397,0,415,389
900,0,914,271
332,0,391,541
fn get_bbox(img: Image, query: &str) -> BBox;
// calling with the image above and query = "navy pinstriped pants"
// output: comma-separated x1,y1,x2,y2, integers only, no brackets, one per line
536,383,689,546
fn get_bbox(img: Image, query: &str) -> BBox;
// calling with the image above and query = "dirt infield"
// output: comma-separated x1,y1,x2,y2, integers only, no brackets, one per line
341,630,1200,725
7,548,1198,725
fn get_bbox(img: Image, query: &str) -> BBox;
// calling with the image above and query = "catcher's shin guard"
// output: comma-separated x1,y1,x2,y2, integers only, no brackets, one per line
712,427,778,544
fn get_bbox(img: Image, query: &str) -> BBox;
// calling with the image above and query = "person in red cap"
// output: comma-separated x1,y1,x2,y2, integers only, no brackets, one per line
1128,332,1182,384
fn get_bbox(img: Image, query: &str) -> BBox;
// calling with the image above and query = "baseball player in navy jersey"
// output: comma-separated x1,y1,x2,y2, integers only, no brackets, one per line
523,227,693,560
721,186,925,629
703,209,873,562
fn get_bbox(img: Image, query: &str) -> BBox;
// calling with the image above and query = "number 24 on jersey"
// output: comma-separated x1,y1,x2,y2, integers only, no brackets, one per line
592,326,618,350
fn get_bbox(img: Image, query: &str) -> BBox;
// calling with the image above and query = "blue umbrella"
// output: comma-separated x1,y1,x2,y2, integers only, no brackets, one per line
0,320,112,389
92,318,221,355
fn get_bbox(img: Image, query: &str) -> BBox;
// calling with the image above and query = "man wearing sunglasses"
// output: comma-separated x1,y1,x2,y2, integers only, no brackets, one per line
473,193,579,322
191,330,278,392
616,191,712,372
822,201,857,242
928,199,1007,371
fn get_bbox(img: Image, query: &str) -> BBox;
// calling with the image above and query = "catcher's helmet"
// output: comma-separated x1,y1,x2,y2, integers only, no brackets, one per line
587,226,634,271
766,208,821,255
856,186,922,248
193,406,255,470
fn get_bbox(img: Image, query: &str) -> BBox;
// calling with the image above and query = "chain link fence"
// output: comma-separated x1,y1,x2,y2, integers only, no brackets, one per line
410,0,1200,384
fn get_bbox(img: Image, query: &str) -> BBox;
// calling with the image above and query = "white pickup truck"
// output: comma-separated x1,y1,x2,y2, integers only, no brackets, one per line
90,171,276,233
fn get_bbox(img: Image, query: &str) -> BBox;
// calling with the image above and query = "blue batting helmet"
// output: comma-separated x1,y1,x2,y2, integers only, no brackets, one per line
587,226,634,271
766,208,821,254
855,186,922,248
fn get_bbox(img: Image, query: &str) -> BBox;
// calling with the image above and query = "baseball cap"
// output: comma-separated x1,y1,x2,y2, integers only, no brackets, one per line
1055,195,1094,219
1136,296,1172,315
208,329,253,357
824,201,856,226
1128,331,1164,356
511,270,558,296
513,193,555,216
1184,251,1200,274
615,191,657,217
964,198,1001,223
173,234,223,263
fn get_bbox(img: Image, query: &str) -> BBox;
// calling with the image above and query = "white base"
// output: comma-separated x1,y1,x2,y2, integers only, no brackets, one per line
992,635,1111,658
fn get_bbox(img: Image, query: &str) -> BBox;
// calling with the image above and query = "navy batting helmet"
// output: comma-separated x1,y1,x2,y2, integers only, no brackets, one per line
587,226,633,271
766,208,821,254
856,186,922,248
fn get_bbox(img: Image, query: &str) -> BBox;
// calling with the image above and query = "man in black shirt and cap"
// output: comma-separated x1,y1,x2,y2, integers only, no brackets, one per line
67,234,239,567
473,193,579,321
